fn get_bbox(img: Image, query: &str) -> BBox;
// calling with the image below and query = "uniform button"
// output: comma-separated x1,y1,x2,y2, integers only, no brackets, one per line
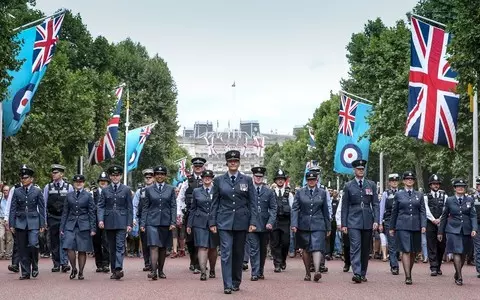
309,215,312,217
232,195,235,197
410,214,413,216
233,209,235,212
233,202,235,205
232,188,234,190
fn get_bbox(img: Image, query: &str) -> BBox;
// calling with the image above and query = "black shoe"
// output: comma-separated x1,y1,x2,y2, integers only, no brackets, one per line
159,271,166,279
189,265,195,271
32,270,39,278
102,266,110,273
78,273,84,280
61,265,71,273
391,268,399,275
455,278,463,286
304,274,311,281
251,275,258,281
116,270,124,279
51,266,60,272
430,270,438,276
437,269,442,275
193,268,201,274
143,266,152,272
454,272,459,280
96,267,103,273
200,273,207,281
274,267,281,273
281,263,286,270
224,289,232,294
242,263,248,271
8,265,19,273
19,275,30,280
209,271,216,278
148,271,158,280
258,274,265,280
361,276,367,282
325,255,332,261
320,266,328,273
405,277,412,285
352,274,362,283
313,272,322,282
232,287,240,292
70,269,78,280
343,264,350,272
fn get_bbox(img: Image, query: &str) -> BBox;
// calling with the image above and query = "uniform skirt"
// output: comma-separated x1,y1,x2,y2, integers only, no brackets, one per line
146,226,172,248
396,230,421,253
63,226,93,252
295,230,326,252
446,232,472,254
193,227,219,249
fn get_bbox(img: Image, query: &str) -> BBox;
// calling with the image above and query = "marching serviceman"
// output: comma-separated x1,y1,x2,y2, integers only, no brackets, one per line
341,159,379,283
97,165,133,280
424,174,447,276
177,157,206,273
438,178,477,286
271,169,293,272
291,171,331,282
133,168,155,272
378,173,400,275
187,170,220,281
473,177,480,278
140,166,176,280
60,175,96,280
389,171,426,285
44,164,73,273
209,150,257,294
92,172,110,273
9,165,46,280
248,167,277,281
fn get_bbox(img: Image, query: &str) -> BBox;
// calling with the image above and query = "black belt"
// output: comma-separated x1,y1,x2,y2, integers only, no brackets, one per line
352,202,370,208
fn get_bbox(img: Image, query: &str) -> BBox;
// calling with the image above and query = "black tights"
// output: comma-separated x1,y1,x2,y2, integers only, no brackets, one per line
453,254,465,279
302,251,322,275
198,248,217,274
150,247,167,273
67,250,87,274
401,252,415,279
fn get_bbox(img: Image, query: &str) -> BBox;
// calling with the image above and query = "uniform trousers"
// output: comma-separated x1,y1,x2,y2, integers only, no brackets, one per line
349,229,372,277
270,220,290,268
11,232,19,266
248,232,269,276
92,226,110,269
426,227,445,272
219,230,247,289
342,232,351,266
383,223,399,269
16,228,39,277
106,229,126,271
473,230,480,273
243,235,250,263
48,218,67,267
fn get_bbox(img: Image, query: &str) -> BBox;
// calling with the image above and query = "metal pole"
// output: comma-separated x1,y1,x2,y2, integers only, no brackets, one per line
339,90,373,104
0,102,3,182
410,13,446,28
379,97,384,194
77,156,84,175
13,8,66,32
123,86,130,185
473,90,478,187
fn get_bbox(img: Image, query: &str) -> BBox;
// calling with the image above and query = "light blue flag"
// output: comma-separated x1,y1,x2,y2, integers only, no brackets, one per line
171,157,187,187
302,160,319,187
3,14,65,136
126,122,157,172
334,94,372,175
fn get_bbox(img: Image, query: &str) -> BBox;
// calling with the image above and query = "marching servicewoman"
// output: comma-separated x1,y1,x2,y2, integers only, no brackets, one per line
438,178,477,286
291,171,331,282
210,150,257,294
9,165,46,280
60,175,96,280
389,171,426,285
97,165,133,280
140,165,176,280
187,170,220,280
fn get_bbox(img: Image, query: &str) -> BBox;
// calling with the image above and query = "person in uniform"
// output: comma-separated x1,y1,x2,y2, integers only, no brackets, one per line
209,150,257,294
291,171,331,282
97,165,133,280
8,165,46,280
186,169,220,280
335,192,351,272
248,167,277,281
378,173,400,275
177,157,206,273
389,171,426,285
92,172,110,273
341,159,379,283
438,178,478,285
271,169,293,272
140,165,176,280
60,175,96,280
5,183,21,273
424,174,448,276
133,168,155,272
43,164,73,273
473,177,480,278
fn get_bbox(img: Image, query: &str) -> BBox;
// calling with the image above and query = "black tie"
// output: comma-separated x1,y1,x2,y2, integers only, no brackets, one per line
158,184,162,191
231,176,235,184
114,184,117,192
310,189,313,196
206,188,209,194
278,189,282,198
76,190,80,198
257,187,260,195
408,190,412,197
435,192,438,198
358,180,363,189
25,187,28,194
459,197,463,205
55,182,60,190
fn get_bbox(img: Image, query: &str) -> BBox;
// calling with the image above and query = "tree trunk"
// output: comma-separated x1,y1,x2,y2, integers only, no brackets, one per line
414,152,424,191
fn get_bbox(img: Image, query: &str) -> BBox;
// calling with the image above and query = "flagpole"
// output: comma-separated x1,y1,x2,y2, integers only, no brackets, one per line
339,90,373,104
473,89,478,187
379,97,384,194
0,101,3,182
123,85,130,185
410,13,446,28
13,8,66,32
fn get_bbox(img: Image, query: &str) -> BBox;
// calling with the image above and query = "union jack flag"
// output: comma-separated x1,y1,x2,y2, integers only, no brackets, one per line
338,95,358,137
405,17,459,149
88,87,124,165
178,158,188,178
32,14,64,73
139,125,152,145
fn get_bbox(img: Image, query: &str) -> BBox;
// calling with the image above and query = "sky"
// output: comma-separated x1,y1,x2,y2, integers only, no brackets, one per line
34,0,419,135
